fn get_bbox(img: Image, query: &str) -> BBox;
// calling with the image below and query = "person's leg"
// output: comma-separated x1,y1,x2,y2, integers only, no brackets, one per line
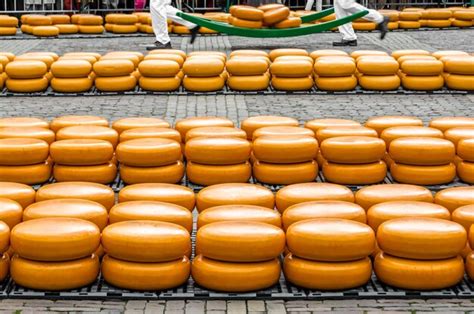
334,0,358,41
164,3,196,28
343,0,383,23
150,0,172,45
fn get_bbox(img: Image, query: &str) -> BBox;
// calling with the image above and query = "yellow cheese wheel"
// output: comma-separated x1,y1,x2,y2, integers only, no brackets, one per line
365,116,423,135
226,58,268,76
192,254,280,292
284,253,371,290
5,77,48,93
309,49,348,59
0,198,22,229
443,57,474,75
375,252,464,290
119,128,180,144
62,52,101,60
452,205,474,231
197,205,281,229
252,126,314,140
391,162,456,185
446,74,474,91
144,54,184,67
323,161,387,185
257,3,285,11
50,115,108,133
458,161,474,184
76,14,103,25
270,60,313,78
426,19,451,27
5,60,48,79
263,7,290,25
120,160,184,184
349,51,388,59
95,75,137,92
435,187,474,212
227,75,269,91
196,183,274,212
314,58,356,76
0,52,14,62
381,126,443,146
283,201,366,230
0,183,35,208
229,50,269,58
305,119,360,134
196,221,284,262
321,136,385,164
0,161,51,184
56,125,118,148
185,137,250,164
11,217,100,261
77,25,104,33
402,74,444,91
274,17,302,28
253,135,317,163
424,9,452,19
109,201,192,232
315,126,377,143
358,74,401,91
271,76,314,91
138,76,181,92
0,253,8,282
50,13,71,23
466,252,474,280
184,127,246,143
268,48,308,61
397,55,437,65
51,60,91,78
241,116,298,139
0,117,48,129
444,127,474,146
14,55,54,70
31,26,59,37
50,77,93,93
53,162,117,184
111,24,138,33
254,160,318,185
100,54,140,68
116,138,181,167
232,6,264,21
0,138,48,166
183,58,224,77
401,59,443,76
0,27,17,36
391,49,430,59
138,60,180,78
148,49,186,60
102,255,190,291
0,15,18,27
50,139,113,166
430,117,474,132
102,220,190,262
186,161,251,186
175,117,233,139
0,222,8,253
314,75,357,91
389,137,455,165
11,254,99,290
355,184,433,210
118,183,194,210
182,76,225,92
93,59,134,77
276,182,354,212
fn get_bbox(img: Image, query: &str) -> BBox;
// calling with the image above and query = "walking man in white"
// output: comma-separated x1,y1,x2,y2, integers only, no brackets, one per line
147,0,201,50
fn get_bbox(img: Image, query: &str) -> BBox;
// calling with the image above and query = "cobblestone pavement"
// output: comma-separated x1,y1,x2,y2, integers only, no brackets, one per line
1,28,474,313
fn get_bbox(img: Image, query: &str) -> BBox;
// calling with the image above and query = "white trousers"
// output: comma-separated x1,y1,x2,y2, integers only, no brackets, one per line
334,0,383,40
150,0,196,44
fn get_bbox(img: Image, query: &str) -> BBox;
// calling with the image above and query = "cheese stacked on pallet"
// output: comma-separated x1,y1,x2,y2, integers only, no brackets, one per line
314,55,357,91
93,58,137,92
379,10,399,30
137,13,154,34
229,5,264,29
183,52,226,92
22,15,59,37
105,14,139,34
14,52,58,83
375,217,466,290
226,51,270,91
321,136,387,185
101,221,191,290
424,9,452,28
441,55,474,91
452,9,474,28
457,138,474,184
10,218,101,290
49,14,78,34
5,60,49,93
398,9,422,29
270,49,313,91
51,59,94,93
0,15,18,36
139,57,182,92
357,56,400,91
399,57,444,90
285,218,374,290
72,14,104,34
193,221,284,292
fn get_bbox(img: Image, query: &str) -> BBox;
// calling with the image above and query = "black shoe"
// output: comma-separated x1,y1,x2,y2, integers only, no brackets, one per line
332,39,358,46
146,41,172,51
377,16,390,40
190,25,201,44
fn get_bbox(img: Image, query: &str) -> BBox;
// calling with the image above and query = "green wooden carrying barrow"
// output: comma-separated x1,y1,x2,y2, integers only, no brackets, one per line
176,8,368,38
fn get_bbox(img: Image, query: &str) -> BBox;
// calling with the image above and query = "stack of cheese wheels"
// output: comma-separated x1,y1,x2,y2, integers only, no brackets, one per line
226,51,270,91
49,14,78,35
270,54,313,91
93,59,137,92
14,52,57,84
285,218,374,290
424,9,452,28
452,9,474,28
241,115,299,140
365,115,423,136
379,10,399,30
352,17,376,31
229,5,264,29
185,136,251,186
182,53,226,92
0,182,36,208
375,217,465,290
193,221,284,292
10,218,101,290
398,10,422,29
400,58,444,90
357,56,401,91
138,58,182,92
137,13,154,33
27,15,60,37
0,196,23,229
72,14,104,34
389,137,456,185
457,138,474,183
442,56,474,91
101,220,191,291
314,55,357,91
253,135,319,185
0,138,51,185
0,15,18,36
105,14,139,34
50,139,117,184
321,136,387,185
5,60,48,93
51,59,93,93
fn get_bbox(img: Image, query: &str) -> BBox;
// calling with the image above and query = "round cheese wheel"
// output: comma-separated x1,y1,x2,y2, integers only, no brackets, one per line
283,201,366,230
274,17,302,28
357,58,399,75
263,7,290,25
466,252,474,280
253,135,317,163
424,9,452,19
51,60,91,78
15,54,54,69
183,58,224,77
138,60,180,78
314,58,356,76
185,137,250,165
358,75,401,91
443,57,474,75
102,220,190,262
427,19,451,27
118,183,194,210
378,217,466,259
446,74,474,91
257,3,285,11
50,77,93,93
182,76,225,92
458,161,474,184
0,138,48,166
241,116,298,140
0,52,15,62
196,221,284,262
53,162,117,184
0,253,8,282
50,139,113,166
389,137,455,165
367,201,450,231
11,254,99,290
5,77,48,93
284,254,371,290
429,117,474,132
140,76,181,92
144,53,184,67
0,183,35,208
109,201,192,232
276,182,354,212
11,217,100,261
94,75,137,92
186,161,251,186
78,25,104,33
230,50,269,58
56,125,118,148
287,218,374,261
0,15,18,27
270,60,313,78
310,49,348,59
391,49,429,59
226,58,268,76
321,136,385,164
120,127,181,143
355,184,433,210
0,161,51,185
93,59,134,77
390,162,456,185
50,115,108,133
191,255,280,292
227,75,269,91
55,24,78,34
120,161,184,185
102,255,190,291
350,50,388,59
401,74,444,91
397,55,437,65
116,138,181,167
444,127,474,146
76,14,103,25
314,75,358,91
6,60,48,79
0,117,48,129
268,48,308,61
305,119,360,134
185,127,246,142
232,6,264,21
452,205,474,231
253,160,318,185
0,198,22,229
62,52,101,60
0,222,9,253
175,117,233,140
196,183,274,212
31,26,59,37
323,161,387,185
365,116,423,135
381,126,443,146
252,126,314,140
111,24,138,33
23,199,107,230
374,252,464,290
100,54,140,68
197,205,281,229
435,187,474,212
316,126,377,143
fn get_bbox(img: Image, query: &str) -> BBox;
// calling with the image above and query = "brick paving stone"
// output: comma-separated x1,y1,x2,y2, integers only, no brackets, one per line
227,300,246,314
126,301,147,310
185,300,205,313
124,310,144,314
165,301,185,310
206,301,227,311
247,300,265,312
164,310,184,314
47,307,102,312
